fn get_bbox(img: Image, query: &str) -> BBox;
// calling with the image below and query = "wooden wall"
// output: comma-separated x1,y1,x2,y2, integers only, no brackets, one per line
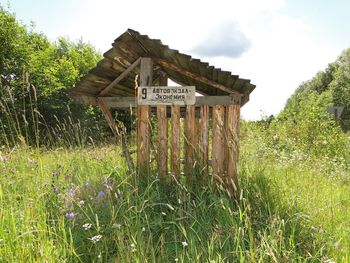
137,103,240,197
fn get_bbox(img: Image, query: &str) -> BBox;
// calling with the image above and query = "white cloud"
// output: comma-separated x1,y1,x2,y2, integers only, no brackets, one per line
191,20,251,58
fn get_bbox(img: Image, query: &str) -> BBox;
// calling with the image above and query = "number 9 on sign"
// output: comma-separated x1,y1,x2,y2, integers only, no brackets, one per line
141,88,147,99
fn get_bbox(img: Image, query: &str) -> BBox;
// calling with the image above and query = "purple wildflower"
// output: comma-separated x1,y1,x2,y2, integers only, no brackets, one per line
97,191,105,198
65,212,76,219
68,187,75,197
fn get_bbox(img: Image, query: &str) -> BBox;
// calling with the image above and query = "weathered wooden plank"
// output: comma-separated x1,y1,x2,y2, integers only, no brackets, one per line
98,57,141,96
196,95,241,106
157,76,168,178
212,105,226,186
226,104,240,198
97,95,242,108
171,105,181,180
199,105,209,177
137,58,153,174
184,105,196,183
153,57,242,96
157,105,168,177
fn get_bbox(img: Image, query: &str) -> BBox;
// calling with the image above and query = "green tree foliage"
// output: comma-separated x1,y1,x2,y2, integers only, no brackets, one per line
281,48,350,132
260,48,350,164
0,6,104,146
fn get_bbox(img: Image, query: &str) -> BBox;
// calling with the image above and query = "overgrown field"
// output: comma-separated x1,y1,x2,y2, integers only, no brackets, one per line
1,122,349,262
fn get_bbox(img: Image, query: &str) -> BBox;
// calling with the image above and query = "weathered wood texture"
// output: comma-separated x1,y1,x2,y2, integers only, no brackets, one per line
153,57,242,97
184,105,196,183
137,58,153,174
98,57,141,96
157,76,168,178
171,105,181,180
225,104,240,197
74,95,242,108
199,105,209,177
71,29,255,107
212,105,226,185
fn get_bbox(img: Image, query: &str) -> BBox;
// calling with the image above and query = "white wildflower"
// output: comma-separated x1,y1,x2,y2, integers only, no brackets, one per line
175,258,179,262
82,223,92,230
181,241,188,247
89,234,102,243
130,243,137,252
142,227,146,232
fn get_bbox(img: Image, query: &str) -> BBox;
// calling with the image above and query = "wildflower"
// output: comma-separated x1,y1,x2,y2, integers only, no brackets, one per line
82,223,92,230
175,258,179,262
181,241,188,247
68,188,75,197
112,223,121,229
130,243,137,252
142,227,146,232
79,200,85,206
97,191,105,198
85,181,91,188
89,234,103,243
65,212,76,219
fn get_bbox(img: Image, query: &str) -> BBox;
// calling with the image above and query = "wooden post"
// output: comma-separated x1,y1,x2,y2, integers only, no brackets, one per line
212,105,226,186
137,58,153,175
171,105,180,180
184,105,196,183
199,105,209,178
157,76,168,178
226,104,240,197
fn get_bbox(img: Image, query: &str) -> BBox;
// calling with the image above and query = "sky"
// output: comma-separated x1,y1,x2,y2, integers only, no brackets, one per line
2,0,350,120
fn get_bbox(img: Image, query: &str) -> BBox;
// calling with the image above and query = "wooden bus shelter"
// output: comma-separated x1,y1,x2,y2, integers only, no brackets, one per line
70,29,255,197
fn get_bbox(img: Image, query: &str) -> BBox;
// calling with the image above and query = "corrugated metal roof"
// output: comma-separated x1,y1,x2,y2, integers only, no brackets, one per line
70,29,255,105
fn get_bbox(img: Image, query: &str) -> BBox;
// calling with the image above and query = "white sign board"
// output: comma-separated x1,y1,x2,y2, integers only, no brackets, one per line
138,86,196,106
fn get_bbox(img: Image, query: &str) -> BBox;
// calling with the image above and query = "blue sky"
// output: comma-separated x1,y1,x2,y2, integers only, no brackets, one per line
1,0,349,120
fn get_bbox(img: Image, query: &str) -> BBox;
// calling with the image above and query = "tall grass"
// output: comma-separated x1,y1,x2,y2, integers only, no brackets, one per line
1,142,349,262
0,81,106,148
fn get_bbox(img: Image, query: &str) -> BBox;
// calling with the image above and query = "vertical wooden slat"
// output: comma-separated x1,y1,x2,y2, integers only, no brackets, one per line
226,104,240,197
171,105,181,180
184,105,196,183
157,76,168,178
199,105,209,177
137,58,153,174
212,105,226,185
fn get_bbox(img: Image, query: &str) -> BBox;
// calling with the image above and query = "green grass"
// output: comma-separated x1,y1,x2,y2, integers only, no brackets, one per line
0,143,349,262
